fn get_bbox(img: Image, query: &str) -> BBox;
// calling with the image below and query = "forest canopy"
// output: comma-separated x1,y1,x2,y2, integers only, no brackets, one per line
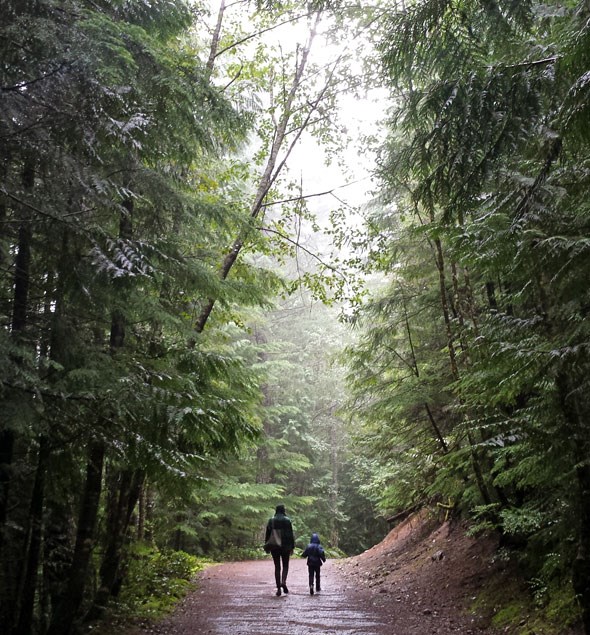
2,1,590,634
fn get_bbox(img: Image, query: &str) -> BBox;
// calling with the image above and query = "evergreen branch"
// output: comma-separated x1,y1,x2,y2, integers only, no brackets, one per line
512,137,562,224
504,55,559,69
0,62,70,92
2,380,98,402
2,190,64,223
383,344,417,375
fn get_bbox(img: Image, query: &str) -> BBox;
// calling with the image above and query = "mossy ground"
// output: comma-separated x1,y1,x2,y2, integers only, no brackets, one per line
470,563,581,634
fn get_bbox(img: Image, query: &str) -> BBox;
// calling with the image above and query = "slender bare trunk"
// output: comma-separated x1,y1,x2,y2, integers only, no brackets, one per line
194,14,323,334
206,0,226,75
401,287,448,454
424,403,448,453
432,231,492,503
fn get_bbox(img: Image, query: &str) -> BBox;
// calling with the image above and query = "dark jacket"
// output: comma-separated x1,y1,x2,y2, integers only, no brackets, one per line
265,512,295,553
302,533,326,567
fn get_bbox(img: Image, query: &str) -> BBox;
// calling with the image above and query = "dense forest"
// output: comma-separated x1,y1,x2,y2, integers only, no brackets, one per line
1,1,590,634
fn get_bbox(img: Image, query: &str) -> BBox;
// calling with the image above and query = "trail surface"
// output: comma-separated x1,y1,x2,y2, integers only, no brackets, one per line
129,559,390,635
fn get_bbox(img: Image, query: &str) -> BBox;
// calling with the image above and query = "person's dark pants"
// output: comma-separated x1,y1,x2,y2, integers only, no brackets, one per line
308,564,321,590
271,550,290,588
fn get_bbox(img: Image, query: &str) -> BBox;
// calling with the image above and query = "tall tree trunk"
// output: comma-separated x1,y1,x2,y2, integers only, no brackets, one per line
206,0,226,75
13,256,63,634
573,461,590,635
424,403,448,453
85,199,135,621
433,236,459,380
137,482,146,541
48,196,133,633
557,372,590,634
46,440,105,635
400,286,449,454
0,150,9,267
0,160,34,538
432,232,492,504
0,160,35,633
486,281,498,311
42,500,75,635
14,437,49,635
87,469,144,619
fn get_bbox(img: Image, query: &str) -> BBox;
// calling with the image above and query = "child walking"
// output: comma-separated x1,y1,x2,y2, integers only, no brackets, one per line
301,532,326,595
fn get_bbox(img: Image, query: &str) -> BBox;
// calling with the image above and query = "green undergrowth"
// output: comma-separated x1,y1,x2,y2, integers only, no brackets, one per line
214,545,347,562
469,554,581,634
214,545,269,561
113,544,213,621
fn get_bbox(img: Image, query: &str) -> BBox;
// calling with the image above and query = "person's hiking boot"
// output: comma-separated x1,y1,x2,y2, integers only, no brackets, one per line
282,584,289,594
309,585,314,595
316,586,321,592
276,587,282,596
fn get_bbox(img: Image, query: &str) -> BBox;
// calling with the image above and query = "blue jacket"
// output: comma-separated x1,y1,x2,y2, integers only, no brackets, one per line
302,533,326,567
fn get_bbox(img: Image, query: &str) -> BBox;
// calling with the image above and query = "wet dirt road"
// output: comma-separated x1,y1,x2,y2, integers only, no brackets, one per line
133,559,390,635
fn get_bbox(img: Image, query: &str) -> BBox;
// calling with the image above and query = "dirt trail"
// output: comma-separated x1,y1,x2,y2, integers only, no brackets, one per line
128,559,391,635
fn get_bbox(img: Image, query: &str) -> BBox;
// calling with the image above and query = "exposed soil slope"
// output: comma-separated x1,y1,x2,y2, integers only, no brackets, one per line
337,509,504,634
337,509,582,635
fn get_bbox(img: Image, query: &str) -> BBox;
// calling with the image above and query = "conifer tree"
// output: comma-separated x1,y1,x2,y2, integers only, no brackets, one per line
344,1,590,629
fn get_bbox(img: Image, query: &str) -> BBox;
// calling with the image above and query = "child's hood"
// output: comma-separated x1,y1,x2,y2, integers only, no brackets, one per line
310,532,320,544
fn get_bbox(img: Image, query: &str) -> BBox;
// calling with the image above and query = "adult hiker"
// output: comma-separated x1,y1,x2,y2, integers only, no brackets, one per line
264,504,295,596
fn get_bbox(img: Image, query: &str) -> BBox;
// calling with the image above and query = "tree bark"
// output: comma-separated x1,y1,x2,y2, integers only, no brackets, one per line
206,0,226,75
14,436,49,635
424,402,448,453
0,160,34,538
433,236,459,380
573,461,590,635
87,469,144,619
137,481,146,541
46,440,105,635
0,162,35,632
556,372,590,634
431,232,493,504
400,287,449,454
0,150,9,267
485,281,497,310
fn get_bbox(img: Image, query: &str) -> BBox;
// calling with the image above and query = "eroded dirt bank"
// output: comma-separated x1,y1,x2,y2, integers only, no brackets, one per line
338,511,583,635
